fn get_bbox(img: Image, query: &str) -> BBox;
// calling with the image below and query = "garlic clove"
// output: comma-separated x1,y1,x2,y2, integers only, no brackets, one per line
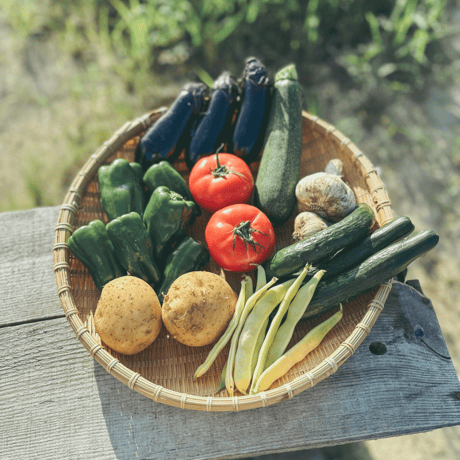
295,172,356,222
324,159,343,177
292,211,329,242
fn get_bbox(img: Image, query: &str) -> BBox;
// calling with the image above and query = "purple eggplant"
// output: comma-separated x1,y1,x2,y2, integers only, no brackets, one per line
136,82,209,170
232,57,271,163
188,71,239,165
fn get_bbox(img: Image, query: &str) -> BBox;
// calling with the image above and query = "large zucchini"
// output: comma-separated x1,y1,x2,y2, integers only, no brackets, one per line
264,203,375,280
254,64,303,227
301,229,439,320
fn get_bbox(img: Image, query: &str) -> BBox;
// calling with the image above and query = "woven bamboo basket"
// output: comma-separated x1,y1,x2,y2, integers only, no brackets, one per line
54,108,395,412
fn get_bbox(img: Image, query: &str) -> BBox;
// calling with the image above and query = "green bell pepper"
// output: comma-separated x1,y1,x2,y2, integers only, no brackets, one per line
67,220,125,291
106,212,161,286
156,235,210,304
98,158,145,221
143,161,193,201
143,186,196,259
129,161,145,187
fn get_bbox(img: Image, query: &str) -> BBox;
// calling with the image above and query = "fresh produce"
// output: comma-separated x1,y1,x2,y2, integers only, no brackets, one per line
188,71,239,164
264,203,375,280
324,158,343,177
254,64,303,227
94,276,162,355
226,276,277,396
232,57,271,163
136,82,209,170
129,161,145,185
313,215,415,281
194,276,249,379
292,211,329,242
105,212,161,286
233,277,296,395
143,160,194,202
98,158,145,221
189,153,254,213
295,172,357,222
253,305,343,393
250,263,311,394
156,235,210,304
301,229,440,320
205,203,275,273
264,269,326,369
67,219,125,291
143,186,196,259
162,271,238,347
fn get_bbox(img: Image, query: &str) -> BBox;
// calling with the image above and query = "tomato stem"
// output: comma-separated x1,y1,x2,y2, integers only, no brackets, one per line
211,153,245,179
231,220,268,253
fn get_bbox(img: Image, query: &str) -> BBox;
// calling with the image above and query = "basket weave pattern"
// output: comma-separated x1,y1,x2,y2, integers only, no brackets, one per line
54,109,394,411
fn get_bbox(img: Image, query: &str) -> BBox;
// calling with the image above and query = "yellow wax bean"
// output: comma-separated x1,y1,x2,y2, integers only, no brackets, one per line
251,317,269,377
250,264,311,394
245,272,254,299
225,276,278,396
233,278,296,395
254,264,267,292
194,276,249,379
253,304,343,393
265,270,326,369
214,361,227,395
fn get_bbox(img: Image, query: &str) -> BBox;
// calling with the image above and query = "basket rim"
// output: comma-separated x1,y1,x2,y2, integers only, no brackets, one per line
53,109,394,412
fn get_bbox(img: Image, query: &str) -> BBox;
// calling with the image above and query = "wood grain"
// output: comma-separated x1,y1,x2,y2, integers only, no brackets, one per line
1,277,459,460
0,206,63,326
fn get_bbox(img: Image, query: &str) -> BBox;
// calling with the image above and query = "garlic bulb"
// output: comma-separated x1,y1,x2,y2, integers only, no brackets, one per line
292,212,329,242
324,159,343,177
295,172,356,222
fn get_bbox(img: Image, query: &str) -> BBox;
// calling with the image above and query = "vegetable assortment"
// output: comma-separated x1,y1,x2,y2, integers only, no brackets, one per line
67,56,440,395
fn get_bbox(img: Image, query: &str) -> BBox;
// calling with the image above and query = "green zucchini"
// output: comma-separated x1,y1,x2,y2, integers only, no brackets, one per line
301,229,439,320
254,64,303,227
264,203,375,280
315,215,415,280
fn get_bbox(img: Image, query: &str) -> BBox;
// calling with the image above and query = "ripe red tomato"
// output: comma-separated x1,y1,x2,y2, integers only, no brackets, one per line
189,153,254,213
205,204,275,273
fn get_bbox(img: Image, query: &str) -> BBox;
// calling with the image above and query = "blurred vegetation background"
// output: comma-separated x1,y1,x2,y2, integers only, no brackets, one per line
1,1,460,457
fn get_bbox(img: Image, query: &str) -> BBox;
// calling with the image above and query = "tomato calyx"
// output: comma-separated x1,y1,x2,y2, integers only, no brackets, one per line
210,153,245,179
231,220,269,253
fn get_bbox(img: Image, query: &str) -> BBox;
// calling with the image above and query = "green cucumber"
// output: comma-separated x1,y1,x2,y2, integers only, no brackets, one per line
316,215,415,280
254,64,303,227
301,229,439,320
264,203,375,280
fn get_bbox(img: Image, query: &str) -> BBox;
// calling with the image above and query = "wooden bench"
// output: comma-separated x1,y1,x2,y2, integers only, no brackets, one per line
1,206,460,460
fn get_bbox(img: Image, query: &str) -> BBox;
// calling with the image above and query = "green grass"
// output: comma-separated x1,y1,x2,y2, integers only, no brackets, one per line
0,0,459,212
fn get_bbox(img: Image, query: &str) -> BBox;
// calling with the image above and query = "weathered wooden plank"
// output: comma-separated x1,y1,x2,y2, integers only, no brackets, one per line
0,206,63,326
1,282,459,460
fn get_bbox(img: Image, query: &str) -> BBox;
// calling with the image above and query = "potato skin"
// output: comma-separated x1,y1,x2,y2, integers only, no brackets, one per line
162,271,237,347
94,276,162,355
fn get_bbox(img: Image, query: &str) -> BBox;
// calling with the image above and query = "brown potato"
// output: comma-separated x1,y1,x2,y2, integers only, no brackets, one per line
94,276,162,355
162,271,238,347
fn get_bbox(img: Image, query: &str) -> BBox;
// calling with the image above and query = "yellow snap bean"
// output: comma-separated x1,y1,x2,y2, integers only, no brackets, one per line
193,276,249,379
225,276,278,396
265,270,326,369
233,278,296,395
253,304,343,393
250,264,311,394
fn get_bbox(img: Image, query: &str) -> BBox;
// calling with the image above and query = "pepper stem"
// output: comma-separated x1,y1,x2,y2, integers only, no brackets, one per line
231,220,268,253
